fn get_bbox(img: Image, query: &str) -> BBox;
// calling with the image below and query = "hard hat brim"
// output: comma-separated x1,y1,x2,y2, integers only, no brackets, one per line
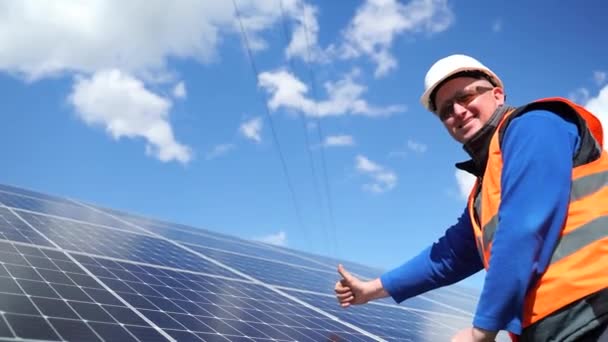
420,67,503,112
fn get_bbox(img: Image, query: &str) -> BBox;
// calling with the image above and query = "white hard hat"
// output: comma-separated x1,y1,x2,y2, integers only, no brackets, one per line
420,54,504,112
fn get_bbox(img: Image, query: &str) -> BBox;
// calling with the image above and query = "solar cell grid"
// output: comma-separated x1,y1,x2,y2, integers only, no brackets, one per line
18,212,241,278
101,210,338,270
417,287,478,313
287,291,468,342
0,184,78,206
268,245,385,280
0,192,147,234
441,284,481,298
77,254,377,341
106,210,237,238
0,184,486,341
0,240,169,341
92,202,392,283
0,206,52,246
190,244,471,318
179,239,335,271
85,206,234,239
188,245,337,294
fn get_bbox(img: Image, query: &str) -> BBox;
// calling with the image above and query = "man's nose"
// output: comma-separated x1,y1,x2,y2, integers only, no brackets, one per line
452,102,468,119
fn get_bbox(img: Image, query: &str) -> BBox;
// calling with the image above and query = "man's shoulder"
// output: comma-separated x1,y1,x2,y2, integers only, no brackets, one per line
500,106,580,144
513,107,578,127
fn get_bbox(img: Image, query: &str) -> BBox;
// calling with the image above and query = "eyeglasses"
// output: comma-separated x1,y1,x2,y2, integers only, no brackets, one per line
436,86,494,121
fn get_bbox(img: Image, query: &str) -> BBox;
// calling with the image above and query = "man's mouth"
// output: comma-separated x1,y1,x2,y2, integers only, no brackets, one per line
457,117,475,129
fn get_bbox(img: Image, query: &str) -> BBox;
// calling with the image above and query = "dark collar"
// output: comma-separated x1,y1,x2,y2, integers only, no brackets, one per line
455,105,513,177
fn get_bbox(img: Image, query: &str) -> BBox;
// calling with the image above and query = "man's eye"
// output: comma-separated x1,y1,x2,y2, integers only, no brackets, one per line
454,94,471,103
458,93,476,103
439,105,452,120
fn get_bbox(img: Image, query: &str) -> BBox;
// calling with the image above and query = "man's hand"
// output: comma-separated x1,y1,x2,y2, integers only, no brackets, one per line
334,264,388,307
451,327,497,342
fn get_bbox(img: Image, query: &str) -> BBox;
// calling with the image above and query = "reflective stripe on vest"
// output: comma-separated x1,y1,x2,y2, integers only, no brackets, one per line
480,169,608,258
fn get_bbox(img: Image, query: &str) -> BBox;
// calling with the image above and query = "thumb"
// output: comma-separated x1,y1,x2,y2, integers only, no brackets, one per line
337,264,353,282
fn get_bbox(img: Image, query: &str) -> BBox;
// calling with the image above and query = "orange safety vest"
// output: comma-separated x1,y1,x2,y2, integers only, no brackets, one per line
466,97,608,328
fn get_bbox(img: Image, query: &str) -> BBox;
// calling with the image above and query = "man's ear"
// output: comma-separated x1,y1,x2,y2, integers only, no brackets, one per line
493,87,506,104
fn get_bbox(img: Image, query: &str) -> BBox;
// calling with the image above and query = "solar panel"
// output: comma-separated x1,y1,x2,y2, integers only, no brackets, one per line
0,184,484,341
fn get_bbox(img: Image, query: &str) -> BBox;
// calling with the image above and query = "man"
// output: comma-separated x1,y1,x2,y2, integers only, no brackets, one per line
335,54,608,341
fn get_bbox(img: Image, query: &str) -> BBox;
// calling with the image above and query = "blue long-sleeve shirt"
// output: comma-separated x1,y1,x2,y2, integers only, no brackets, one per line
380,110,580,334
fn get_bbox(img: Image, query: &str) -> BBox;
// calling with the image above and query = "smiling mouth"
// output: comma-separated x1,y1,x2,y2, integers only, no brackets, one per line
457,117,475,129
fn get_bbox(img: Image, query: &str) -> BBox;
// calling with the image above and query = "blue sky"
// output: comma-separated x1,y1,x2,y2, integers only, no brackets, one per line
1,0,607,289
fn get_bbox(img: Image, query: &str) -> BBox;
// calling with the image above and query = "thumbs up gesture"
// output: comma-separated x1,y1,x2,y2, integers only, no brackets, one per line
334,264,389,307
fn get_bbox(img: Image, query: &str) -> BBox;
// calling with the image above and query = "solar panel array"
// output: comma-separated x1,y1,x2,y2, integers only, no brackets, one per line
0,183,480,341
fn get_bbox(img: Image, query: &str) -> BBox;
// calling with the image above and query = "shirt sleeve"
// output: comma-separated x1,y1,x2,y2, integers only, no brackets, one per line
473,110,580,334
380,208,484,303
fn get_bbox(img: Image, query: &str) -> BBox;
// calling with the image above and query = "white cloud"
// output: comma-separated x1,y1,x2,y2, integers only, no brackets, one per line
593,71,607,87
569,87,591,105
324,135,355,147
258,69,405,117
284,2,326,63
1,1,314,162
205,143,235,160
492,18,503,32
356,155,382,173
173,82,186,99
0,1,302,80
455,169,476,200
355,155,397,193
240,117,263,143
255,231,287,246
407,139,428,153
340,0,453,77
584,85,608,148
68,69,192,164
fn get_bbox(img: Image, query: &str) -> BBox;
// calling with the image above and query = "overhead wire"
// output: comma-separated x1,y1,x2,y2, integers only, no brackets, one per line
231,0,310,248
297,1,340,257
277,0,333,257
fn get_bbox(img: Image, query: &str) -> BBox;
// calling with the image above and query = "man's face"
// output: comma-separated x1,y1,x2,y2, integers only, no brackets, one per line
434,77,505,143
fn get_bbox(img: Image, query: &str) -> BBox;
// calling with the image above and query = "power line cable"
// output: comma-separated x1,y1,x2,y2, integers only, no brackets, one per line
282,0,340,257
277,0,332,256
232,0,310,248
